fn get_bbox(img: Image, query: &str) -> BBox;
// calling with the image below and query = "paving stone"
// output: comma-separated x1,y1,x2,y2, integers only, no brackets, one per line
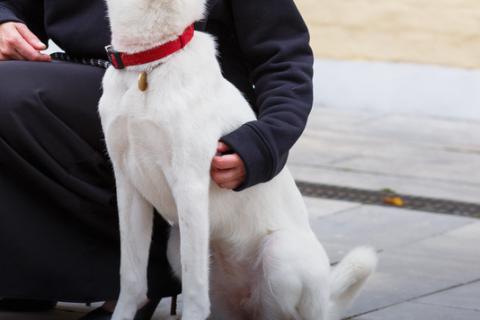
309,207,480,316
289,106,480,203
351,301,480,320
446,222,480,239
390,228,480,265
300,108,480,152
353,113,480,151
331,151,480,187
415,280,480,311
309,205,475,262
289,163,480,203
290,125,480,187
393,219,480,252
346,239,480,317
304,196,361,219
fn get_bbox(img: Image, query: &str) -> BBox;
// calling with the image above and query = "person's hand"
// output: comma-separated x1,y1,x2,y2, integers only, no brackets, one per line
0,22,51,61
211,142,246,190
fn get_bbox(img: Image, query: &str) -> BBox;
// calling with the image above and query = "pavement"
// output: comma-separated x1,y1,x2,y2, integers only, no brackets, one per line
1,60,479,319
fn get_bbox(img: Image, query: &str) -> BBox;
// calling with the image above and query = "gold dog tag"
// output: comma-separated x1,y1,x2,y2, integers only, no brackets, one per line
138,72,148,91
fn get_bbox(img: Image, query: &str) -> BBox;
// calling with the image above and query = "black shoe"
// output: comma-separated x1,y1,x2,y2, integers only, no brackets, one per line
134,298,161,320
78,298,161,320
0,298,57,312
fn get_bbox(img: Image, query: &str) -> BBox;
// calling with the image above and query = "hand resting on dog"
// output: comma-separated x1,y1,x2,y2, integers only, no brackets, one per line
211,141,246,190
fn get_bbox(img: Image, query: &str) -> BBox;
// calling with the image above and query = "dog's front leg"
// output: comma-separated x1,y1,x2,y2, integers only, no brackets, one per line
170,176,211,320
111,170,154,320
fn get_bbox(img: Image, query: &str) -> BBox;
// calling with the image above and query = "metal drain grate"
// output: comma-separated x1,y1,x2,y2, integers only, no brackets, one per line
296,181,480,218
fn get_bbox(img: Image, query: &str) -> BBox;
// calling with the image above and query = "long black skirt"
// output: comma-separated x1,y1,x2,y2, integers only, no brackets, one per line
0,60,181,302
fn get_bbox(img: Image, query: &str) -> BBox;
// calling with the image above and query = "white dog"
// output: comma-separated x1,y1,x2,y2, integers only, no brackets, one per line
99,1,377,319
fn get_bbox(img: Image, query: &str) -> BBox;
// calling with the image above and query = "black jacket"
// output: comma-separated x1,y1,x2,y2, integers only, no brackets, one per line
0,0,313,190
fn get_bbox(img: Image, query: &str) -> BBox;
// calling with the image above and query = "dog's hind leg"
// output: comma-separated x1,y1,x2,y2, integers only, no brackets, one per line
111,171,154,320
256,230,330,320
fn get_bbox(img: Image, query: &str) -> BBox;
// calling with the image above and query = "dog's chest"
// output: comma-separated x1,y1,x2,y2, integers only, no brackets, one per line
108,120,176,217
100,74,181,220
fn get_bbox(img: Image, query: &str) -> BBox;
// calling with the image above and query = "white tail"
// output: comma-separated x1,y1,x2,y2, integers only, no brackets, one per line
327,247,378,320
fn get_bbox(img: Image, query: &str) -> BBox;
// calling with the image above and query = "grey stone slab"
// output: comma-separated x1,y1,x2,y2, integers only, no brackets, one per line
291,121,480,187
304,196,361,219
351,226,480,315
332,151,480,187
353,113,480,151
289,106,480,203
309,206,480,316
289,163,480,203
351,301,480,320
390,225,480,265
301,107,378,133
415,280,480,311
446,222,480,240
347,241,480,317
309,205,475,262
299,108,480,158
289,129,391,168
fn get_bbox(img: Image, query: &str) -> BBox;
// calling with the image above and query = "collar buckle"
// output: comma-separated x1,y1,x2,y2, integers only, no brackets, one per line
105,45,125,69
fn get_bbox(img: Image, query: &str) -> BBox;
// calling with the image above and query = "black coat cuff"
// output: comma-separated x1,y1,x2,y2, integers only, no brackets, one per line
0,5,23,25
220,122,274,191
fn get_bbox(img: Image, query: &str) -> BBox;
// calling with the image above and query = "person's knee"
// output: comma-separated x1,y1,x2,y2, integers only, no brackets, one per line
0,61,50,141
0,61,41,117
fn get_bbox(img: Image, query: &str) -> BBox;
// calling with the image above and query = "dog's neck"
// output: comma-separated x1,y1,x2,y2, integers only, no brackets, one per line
107,25,195,72
106,0,205,53
111,28,188,54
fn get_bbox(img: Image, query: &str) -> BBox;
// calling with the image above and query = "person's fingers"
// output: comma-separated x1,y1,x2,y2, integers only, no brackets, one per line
0,47,24,60
218,178,244,190
0,23,50,61
15,23,46,50
0,24,21,59
14,37,48,61
36,53,52,62
211,166,245,185
216,141,230,154
211,154,243,170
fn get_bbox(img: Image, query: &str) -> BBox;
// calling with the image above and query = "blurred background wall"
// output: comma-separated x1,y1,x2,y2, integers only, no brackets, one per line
295,0,480,69
292,0,480,121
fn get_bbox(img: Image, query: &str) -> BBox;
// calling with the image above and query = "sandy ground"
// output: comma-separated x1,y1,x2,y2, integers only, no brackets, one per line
295,0,480,69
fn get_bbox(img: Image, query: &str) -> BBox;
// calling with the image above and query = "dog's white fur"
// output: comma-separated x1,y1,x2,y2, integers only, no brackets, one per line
100,1,377,319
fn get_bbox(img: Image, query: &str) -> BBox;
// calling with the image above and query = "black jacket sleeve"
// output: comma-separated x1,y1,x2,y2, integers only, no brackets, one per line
219,0,314,191
0,1,47,43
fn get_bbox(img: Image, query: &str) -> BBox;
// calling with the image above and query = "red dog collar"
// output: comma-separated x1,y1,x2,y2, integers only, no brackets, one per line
105,24,195,69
